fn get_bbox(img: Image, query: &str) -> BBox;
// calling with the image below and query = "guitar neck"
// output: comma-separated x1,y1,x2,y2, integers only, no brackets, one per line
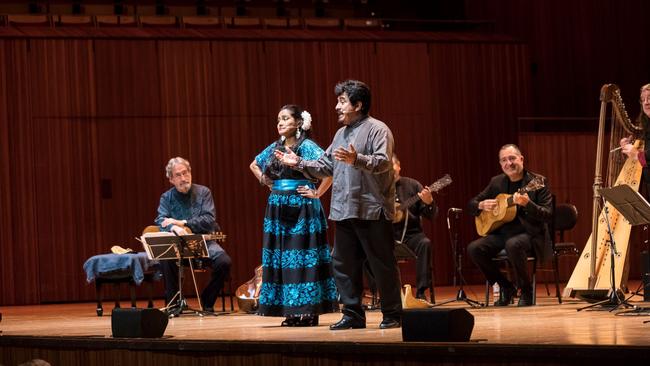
399,194,423,211
396,175,451,212
203,233,226,241
507,184,540,207
399,181,446,211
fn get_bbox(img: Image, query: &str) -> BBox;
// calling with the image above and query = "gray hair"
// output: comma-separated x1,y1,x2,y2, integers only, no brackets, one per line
499,143,522,156
165,157,191,178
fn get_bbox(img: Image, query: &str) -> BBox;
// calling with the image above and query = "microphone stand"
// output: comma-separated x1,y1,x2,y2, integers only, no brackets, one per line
432,208,484,308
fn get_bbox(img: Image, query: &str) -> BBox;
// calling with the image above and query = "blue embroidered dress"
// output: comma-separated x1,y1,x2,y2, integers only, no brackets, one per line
254,138,338,317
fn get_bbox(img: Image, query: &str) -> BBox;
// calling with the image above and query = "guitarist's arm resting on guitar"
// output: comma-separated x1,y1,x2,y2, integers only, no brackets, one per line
468,177,500,216
469,179,536,214
156,187,220,235
471,179,551,221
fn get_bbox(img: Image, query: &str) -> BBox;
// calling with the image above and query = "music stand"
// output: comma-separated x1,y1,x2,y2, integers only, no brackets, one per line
432,208,484,308
578,184,650,311
141,231,215,317
602,184,650,313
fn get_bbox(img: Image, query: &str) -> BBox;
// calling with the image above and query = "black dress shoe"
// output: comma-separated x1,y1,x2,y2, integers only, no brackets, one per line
329,316,366,330
494,286,516,306
295,315,319,327
415,291,427,300
379,317,401,329
517,291,534,307
281,317,300,327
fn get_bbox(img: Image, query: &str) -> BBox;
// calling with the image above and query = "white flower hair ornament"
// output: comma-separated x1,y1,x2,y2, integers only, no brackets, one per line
301,110,312,131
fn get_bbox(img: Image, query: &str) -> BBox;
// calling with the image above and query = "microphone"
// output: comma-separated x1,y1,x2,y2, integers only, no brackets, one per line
447,208,462,229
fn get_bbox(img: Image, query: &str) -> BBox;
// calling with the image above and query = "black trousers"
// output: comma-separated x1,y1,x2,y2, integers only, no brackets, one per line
161,245,232,309
467,232,533,291
404,232,433,295
333,218,403,320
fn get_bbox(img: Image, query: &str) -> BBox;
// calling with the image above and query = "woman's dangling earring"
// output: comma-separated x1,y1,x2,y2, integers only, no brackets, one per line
296,128,301,139
280,135,286,143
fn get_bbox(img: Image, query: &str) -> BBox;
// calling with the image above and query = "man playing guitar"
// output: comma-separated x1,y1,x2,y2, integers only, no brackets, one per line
466,144,552,307
392,154,438,300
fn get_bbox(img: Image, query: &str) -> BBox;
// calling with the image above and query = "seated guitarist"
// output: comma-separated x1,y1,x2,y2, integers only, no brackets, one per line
467,144,552,307
392,154,437,300
155,157,232,314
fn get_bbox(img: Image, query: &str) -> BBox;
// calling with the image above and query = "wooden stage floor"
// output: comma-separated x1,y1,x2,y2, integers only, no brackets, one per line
2,283,650,365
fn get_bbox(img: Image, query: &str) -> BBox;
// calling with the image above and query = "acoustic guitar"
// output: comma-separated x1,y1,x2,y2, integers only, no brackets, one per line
183,228,227,242
235,265,263,313
176,229,227,265
201,232,227,242
393,174,452,223
474,176,545,236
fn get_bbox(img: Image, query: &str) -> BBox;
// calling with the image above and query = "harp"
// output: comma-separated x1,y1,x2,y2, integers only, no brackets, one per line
564,84,644,300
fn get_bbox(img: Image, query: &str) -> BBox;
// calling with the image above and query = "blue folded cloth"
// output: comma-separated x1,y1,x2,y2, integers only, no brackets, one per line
83,252,159,285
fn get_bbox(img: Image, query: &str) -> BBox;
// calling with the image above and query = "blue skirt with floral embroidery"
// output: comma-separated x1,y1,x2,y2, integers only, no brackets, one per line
257,180,339,317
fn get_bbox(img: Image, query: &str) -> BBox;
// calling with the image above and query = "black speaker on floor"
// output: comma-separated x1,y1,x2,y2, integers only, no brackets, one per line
641,250,650,302
111,308,168,338
401,308,474,342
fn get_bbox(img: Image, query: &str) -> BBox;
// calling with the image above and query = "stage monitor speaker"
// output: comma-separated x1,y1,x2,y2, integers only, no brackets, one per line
402,308,474,342
111,308,168,338
641,250,650,302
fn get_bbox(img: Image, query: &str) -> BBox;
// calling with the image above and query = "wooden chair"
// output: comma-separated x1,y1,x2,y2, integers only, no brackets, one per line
138,15,178,27
181,16,222,29
485,252,537,306
263,17,301,29
303,17,341,30
485,199,577,305
224,16,262,29
96,15,137,27
343,18,382,30
394,241,436,303
7,14,53,27
55,15,95,27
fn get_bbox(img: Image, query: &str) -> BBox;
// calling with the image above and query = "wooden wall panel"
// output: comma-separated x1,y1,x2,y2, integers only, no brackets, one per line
519,133,597,282
25,40,100,302
0,41,13,304
423,42,532,284
0,34,531,305
1,40,42,304
464,0,650,118
94,40,162,117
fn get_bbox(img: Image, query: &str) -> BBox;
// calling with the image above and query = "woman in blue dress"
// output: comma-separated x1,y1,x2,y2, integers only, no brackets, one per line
249,104,338,326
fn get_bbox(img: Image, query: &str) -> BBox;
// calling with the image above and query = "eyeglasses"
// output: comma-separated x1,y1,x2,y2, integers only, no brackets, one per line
499,156,520,164
173,170,191,178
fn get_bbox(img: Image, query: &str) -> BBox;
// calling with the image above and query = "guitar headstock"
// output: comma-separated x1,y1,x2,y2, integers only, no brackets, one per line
206,231,227,242
428,174,452,193
184,228,227,242
521,175,545,193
